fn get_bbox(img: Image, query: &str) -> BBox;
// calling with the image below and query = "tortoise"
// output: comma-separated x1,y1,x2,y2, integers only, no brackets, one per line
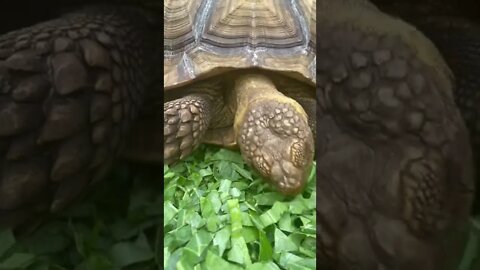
156,0,317,195
0,0,316,230
317,0,475,269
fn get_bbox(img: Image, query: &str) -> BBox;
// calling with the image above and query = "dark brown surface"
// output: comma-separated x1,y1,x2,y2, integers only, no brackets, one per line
0,6,154,230
317,1,474,268
371,0,480,21
373,0,480,214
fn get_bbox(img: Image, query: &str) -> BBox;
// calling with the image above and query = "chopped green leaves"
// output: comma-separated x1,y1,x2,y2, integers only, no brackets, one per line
0,145,479,270
110,233,154,267
459,217,480,270
0,253,35,269
0,146,314,269
164,146,317,269
0,230,15,258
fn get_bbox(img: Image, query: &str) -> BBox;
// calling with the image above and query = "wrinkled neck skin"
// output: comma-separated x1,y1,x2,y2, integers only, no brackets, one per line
182,79,234,128
232,73,307,132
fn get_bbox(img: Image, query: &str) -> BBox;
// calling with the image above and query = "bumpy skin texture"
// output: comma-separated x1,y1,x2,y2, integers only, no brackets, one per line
317,0,474,269
163,94,214,164
0,6,153,229
275,75,317,138
417,19,480,213
375,1,480,213
234,74,314,195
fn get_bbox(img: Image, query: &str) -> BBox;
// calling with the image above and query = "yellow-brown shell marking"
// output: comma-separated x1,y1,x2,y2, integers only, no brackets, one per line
163,0,316,88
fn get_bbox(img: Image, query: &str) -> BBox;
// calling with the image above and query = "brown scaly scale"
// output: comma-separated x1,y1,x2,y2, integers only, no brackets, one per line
371,0,480,214
0,3,158,230
317,0,475,269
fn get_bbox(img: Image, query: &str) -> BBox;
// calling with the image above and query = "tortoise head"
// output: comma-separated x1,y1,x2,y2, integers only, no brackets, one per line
264,128,314,196
234,74,315,196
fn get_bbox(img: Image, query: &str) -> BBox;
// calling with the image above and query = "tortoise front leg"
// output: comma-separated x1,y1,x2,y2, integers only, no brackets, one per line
0,7,154,229
164,94,215,164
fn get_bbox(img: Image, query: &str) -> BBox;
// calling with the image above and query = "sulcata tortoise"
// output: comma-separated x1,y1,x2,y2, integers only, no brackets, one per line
317,0,475,269
0,0,316,230
157,0,316,196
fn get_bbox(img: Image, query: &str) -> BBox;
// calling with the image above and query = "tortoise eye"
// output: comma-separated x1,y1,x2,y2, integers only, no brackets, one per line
290,141,306,168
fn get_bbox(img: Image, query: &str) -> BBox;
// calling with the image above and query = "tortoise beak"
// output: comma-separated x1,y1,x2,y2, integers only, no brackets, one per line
270,159,311,196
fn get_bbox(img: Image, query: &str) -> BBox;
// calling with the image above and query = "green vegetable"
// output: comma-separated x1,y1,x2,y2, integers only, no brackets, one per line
0,145,316,269
163,146,317,269
0,145,478,269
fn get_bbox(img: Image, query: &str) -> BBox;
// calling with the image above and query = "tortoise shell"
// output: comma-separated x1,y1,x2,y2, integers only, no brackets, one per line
163,0,316,89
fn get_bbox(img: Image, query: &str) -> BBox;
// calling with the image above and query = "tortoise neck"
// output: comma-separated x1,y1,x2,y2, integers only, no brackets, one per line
232,73,303,135
234,73,282,106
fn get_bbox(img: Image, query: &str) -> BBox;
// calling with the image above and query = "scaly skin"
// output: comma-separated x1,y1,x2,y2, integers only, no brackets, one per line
373,0,480,214
317,0,474,269
0,6,154,230
274,75,317,139
416,19,480,214
163,94,216,164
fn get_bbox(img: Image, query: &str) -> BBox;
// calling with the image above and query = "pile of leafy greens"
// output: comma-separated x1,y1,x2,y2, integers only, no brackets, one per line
0,146,478,269
0,146,317,270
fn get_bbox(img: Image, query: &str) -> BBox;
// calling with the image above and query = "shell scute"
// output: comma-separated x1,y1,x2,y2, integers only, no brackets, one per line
163,0,316,89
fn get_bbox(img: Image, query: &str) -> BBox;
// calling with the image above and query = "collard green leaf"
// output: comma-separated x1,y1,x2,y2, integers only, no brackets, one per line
258,230,273,261
0,253,35,269
278,252,316,270
212,226,231,257
0,230,15,258
242,227,257,244
228,199,243,238
164,201,178,226
232,163,253,180
110,233,153,267
219,179,232,194
228,237,251,266
210,149,244,164
458,218,480,270
166,249,183,270
204,251,243,270
246,262,281,270
274,228,297,253
260,202,288,227
181,230,213,264
207,190,222,214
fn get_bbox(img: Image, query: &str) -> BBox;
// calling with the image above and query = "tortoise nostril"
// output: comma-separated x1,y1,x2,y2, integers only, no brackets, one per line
287,177,299,186
282,160,297,176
